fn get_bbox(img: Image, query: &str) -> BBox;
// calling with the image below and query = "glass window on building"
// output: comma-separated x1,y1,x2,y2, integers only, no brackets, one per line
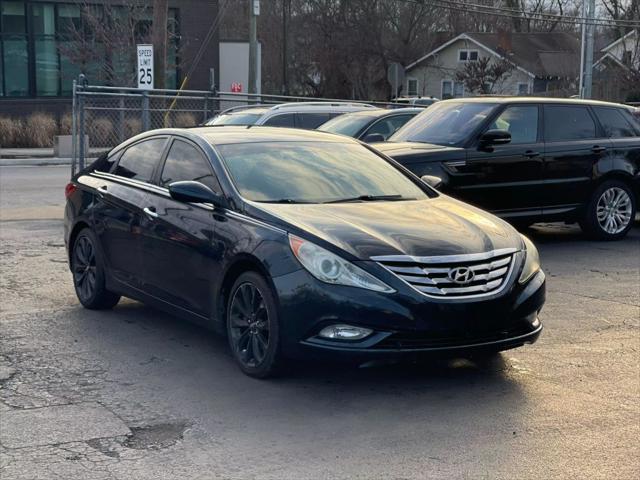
33,3,58,96
1,1,29,97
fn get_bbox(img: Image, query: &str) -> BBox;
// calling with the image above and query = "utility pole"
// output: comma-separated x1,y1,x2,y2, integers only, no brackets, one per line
578,0,586,98
583,0,596,98
248,0,259,95
282,0,289,95
152,0,168,90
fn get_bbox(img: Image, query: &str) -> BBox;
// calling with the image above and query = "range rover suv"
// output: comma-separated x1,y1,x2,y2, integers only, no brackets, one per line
374,98,640,240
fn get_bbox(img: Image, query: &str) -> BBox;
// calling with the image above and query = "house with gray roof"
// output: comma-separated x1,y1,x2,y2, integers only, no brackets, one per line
404,31,581,99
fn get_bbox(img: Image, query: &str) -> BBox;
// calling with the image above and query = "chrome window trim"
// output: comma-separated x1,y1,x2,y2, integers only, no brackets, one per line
89,171,286,235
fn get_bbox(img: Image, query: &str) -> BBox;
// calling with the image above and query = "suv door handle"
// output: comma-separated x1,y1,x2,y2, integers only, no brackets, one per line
592,145,607,153
524,150,540,158
143,206,159,219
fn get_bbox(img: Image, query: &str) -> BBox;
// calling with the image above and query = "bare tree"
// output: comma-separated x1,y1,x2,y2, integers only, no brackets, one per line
455,57,515,94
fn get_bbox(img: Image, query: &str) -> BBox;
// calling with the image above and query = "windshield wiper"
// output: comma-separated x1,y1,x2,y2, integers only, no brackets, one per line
256,198,314,204
324,194,414,204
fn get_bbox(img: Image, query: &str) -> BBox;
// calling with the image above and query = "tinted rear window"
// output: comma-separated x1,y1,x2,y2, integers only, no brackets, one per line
262,113,295,127
113,138,167,182
296,112,332,129
593,107,638,138
544,105,597,141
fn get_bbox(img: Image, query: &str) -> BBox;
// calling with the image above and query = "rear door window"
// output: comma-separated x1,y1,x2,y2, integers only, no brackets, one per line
593,107,638,138
113,138,167,182
544,105,597,142
488,105,539,144
295,112,332,129
262,113,295,127
160,139,221,193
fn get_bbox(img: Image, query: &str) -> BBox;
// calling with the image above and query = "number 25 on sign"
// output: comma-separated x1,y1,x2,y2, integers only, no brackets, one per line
137,45,154,90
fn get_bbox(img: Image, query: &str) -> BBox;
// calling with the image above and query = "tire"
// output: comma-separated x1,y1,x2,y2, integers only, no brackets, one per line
71,228,121,309
226,271,283,378
579,180,636,241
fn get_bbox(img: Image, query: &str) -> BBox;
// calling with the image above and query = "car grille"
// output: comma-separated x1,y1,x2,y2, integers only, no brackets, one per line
372,248,519,299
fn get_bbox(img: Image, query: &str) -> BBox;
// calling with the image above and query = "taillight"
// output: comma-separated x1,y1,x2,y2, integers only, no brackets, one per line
65,182,78,199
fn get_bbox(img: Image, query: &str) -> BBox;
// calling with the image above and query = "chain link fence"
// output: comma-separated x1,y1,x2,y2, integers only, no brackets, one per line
71,81,407,175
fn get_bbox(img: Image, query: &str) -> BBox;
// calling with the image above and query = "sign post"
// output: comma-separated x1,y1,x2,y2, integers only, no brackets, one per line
137,44,154,90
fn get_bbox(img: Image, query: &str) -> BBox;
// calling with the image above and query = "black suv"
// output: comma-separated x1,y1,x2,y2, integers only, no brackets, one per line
374,98,640,240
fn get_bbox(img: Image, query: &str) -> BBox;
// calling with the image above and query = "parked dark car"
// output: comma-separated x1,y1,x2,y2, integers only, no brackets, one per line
374,98,640,240
64,127,545,377
317,107,422,142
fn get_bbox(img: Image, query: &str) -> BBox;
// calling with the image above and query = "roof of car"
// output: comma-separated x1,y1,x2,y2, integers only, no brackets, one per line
335,107,423,118
178,126,358,146
437,96,629,108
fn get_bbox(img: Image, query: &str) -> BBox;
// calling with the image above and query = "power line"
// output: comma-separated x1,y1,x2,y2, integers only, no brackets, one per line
400,0,640,28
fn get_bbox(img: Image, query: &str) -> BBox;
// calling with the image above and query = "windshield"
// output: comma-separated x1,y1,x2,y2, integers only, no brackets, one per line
317,114,377,137
390,102,497,145
207,111,264,126
217,142,430,203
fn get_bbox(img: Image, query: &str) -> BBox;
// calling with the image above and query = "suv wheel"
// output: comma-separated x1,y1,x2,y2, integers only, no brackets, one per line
580,180,636,240
226,272,283,378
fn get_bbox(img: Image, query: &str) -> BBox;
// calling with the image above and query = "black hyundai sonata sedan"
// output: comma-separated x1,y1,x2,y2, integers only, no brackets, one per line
64,126,545,377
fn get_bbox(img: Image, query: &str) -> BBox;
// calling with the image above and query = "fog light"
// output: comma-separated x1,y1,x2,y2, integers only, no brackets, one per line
318,324,373,340
531,317,540,328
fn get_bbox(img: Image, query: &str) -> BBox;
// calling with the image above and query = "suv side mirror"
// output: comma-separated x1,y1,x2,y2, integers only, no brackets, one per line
169,181,226,208
362,133,385,143
479,129,511,146
421,175,443,190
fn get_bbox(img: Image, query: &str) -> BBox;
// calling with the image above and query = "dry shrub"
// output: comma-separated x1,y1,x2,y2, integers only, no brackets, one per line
89,117,115,147
59,112,73,135
0,116,22,148
22,113,57,148
173,112,198,128
125,118,142,138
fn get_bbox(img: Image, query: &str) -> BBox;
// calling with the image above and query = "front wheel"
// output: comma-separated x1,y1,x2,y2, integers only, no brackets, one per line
226,272,283,378
580,180,636,240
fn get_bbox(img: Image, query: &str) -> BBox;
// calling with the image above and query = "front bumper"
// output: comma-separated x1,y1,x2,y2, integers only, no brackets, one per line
272,267,546,361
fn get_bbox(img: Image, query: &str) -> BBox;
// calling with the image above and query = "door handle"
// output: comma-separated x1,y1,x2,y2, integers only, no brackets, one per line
524,150,540,158
592,145,607,154
143,206,159,219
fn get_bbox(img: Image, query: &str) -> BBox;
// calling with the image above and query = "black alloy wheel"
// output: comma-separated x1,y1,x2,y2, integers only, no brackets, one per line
227,272,282,377
72,229,120,309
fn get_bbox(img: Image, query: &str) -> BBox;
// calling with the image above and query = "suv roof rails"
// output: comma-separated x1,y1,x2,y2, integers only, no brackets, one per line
269,101,376,110
219,104,276,114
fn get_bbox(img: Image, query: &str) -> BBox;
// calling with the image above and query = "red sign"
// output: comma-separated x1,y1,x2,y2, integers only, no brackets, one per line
231,82,243,93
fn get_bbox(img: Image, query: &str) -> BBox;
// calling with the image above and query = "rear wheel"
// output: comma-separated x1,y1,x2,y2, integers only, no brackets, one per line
72,228,120,309
580,180,636,240
226,272,283,378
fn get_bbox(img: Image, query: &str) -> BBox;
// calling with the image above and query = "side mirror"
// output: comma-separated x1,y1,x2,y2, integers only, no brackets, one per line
169,181,226,208
479,129,511,146
421,175,443,190
362,133,385,143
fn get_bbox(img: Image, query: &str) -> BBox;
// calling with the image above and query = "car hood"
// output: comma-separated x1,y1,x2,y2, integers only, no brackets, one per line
250,196,522,260
373,141,464,157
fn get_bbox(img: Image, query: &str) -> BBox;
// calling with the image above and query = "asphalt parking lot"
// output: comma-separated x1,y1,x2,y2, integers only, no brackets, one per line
1,165,639,479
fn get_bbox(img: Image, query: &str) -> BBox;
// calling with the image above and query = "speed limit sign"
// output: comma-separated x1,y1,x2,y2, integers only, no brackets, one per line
137,44,154,90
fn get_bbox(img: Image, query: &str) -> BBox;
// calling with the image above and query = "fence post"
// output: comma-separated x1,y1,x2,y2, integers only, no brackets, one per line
142,91,150,131
71,79,77,178
203,93,210,123
118,95,125,143
78,89,85,172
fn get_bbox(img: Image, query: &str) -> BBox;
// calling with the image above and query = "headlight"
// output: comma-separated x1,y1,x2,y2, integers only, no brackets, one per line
519,234,541,284
289,235,394,293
